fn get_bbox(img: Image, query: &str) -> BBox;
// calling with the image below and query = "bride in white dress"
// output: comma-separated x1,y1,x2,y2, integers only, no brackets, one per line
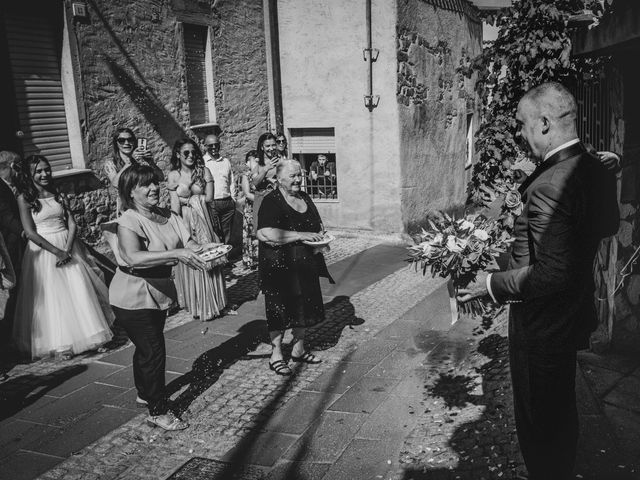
12,155,114,360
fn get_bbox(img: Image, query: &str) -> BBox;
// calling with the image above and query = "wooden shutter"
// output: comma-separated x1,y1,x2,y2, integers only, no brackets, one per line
290,128,336,154
183,24,208,126
3,11,72,171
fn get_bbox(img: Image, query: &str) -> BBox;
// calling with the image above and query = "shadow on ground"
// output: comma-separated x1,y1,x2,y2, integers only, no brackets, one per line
0,364,87,421
401,334,524,480
169,295,363,417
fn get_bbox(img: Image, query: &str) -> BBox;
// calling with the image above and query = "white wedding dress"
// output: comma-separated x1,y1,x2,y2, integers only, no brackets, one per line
12,197,114,359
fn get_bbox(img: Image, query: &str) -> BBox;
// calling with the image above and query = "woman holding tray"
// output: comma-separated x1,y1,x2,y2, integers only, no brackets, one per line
257,159,334,376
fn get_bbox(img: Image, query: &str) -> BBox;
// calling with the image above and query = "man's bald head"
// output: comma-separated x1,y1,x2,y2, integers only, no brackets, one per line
516,82,579,160
519,82,577,128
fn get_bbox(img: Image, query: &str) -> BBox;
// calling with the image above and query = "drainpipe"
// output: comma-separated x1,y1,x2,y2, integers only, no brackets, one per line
364,0,379,112
263,0,284,133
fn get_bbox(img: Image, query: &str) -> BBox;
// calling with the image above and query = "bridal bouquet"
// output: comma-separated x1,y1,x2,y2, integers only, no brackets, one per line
408,213,513,316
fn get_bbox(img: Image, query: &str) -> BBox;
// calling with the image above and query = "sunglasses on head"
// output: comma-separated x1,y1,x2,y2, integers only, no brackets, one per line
117,137,134,144
205,142,221,147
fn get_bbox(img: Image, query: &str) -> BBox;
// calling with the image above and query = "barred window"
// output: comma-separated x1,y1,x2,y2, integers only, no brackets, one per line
290,128,338,200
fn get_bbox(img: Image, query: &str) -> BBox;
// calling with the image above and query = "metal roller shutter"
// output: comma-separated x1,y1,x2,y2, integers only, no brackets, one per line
290,128,335,154
4,12,72,171
183,24,208,126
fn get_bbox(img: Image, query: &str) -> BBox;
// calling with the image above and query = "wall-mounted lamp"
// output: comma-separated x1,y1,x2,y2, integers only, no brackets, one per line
364,95,380,111
71,2,88,18
363,48,379,62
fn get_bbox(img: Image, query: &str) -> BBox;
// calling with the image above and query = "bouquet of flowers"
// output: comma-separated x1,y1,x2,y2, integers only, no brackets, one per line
408,213,513,316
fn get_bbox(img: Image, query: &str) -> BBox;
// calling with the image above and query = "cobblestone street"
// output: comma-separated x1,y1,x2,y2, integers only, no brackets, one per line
1,235,640,480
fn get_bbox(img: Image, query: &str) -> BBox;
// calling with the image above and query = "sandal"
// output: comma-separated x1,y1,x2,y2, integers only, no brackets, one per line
146,412,189,431
59,351,74,361
291,352,322,364
269,359,292,376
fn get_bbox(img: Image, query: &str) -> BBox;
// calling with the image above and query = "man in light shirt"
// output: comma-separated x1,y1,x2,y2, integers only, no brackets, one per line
203,134,236,244
457,82,619,480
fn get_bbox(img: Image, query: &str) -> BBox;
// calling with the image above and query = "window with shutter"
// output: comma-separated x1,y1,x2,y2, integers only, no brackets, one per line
183,24,216,128
2,10,73,171
290,128,338,200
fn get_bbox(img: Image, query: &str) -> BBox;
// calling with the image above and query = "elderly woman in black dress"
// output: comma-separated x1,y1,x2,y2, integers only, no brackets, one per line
256,159,334,375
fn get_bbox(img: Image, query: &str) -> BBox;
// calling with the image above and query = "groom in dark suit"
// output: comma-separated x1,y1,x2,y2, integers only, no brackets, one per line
459,82,619,479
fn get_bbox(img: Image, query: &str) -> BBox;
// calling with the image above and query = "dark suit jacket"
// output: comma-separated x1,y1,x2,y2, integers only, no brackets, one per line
490,142,619,352
0,179,23,270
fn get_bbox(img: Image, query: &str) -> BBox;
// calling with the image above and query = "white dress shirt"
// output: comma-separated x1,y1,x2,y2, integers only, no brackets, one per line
204,153,236,200
485,138,580,302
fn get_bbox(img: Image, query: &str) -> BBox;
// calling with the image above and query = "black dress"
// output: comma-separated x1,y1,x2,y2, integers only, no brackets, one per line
257,188,333,331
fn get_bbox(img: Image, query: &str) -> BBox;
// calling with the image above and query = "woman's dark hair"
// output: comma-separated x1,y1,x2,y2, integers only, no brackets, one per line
170,138,207,191
245,150,259,163
118,164,161,211
13,155,65,214
275,131,288,157
256,132,277,166
112,127,137,171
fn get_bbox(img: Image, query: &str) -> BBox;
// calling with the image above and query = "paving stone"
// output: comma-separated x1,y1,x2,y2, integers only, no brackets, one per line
265,460,330,480
328,376,400,414
263,391,341,434
578,350,640,376
321,438,397,480
0,450,63,480
0,419,61,459
16,383,127,427
99,345,134,367
304,362,374,394
282,411,368,463
43,362,123,398
321,244,408,298
575,413,628,480
341,338,401,365
355,394,416,443
164,321,206,342
165,356,194,375
221,431,299,467
604,374,640,413
364,348,426,380
582,364,626,399
576,362,601,415
603,404,640,472
25,406,139,457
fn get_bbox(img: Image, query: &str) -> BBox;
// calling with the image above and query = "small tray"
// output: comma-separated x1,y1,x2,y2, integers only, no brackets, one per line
302,234,335,247
200,244,232,262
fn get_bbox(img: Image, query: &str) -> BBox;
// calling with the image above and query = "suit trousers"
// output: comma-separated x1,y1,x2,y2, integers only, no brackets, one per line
113,306,168,416
510,343,578,480
210,197,235,244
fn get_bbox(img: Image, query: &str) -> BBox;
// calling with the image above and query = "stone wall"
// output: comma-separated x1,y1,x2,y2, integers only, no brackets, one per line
396,0,482,232
59,0,269,243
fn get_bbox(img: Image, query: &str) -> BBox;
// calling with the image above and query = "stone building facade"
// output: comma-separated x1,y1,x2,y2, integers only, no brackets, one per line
2,0,480,240
1,0,270,242
573,0,640,352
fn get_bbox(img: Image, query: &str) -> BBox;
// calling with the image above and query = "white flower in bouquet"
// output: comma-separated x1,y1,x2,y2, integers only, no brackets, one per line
458,219,475,231
446,236,466,253
471,228,489,241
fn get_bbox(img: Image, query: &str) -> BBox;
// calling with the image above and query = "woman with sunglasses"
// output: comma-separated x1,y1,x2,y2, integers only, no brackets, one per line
104,128,163,190
275,133,289,160
167,139,227,321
